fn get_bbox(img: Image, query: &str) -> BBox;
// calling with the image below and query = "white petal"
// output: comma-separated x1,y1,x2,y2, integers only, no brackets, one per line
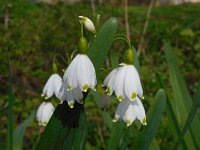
36,102,55,126
42,74,62,99
104,68,119,96
134,98,146,125
103,68,118,86
84,55,97,90
77,55,91,92
63,55,79,90
123,102,136,126
72,88,84,104
124,66,137,100
114,100,129,122
113,66,126,101
131,66,143,97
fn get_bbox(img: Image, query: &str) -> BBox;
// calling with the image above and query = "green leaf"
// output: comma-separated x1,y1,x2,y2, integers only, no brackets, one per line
132,89,166,150
132,46,140,73
156,73,187,149
149,139,160,150
107,122,124,150
88,17,118,71
36,17,118,149
174,82,200,149
163,40,200,149
73,112,87,150
13,110,35,150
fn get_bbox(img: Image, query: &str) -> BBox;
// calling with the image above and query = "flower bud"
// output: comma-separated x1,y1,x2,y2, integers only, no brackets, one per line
79,16,96,34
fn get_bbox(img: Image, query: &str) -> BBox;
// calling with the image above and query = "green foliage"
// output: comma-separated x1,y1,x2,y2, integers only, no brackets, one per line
13,111,35,150
132,89,166,150
163,40,200,149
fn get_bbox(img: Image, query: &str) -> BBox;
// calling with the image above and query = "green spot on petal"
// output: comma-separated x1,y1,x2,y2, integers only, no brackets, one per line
142,117,147,125
118,95,124,101
82,84,89,92
45,96,49,99
131,92,137,99
126,120,131,126
112,116,118,122
68,102,74,108
67,85,72,91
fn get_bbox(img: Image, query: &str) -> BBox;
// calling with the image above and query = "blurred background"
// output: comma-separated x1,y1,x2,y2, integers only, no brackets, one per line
0,0,200,149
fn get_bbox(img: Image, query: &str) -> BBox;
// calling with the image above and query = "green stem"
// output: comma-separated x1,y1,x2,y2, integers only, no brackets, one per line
81,22,84,37
6,48,13,150
53,53,68,66
113,37,131,48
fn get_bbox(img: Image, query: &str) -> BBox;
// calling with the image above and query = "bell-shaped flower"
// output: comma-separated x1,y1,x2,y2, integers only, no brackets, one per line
79,16,96,34
36,102,55,126
63,37,97,92
41,74,62,99
113,97,147,126
58,82,83,108
103,49,143,101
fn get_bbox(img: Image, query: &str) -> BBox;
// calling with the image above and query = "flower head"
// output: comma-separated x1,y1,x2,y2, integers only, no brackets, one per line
41,74,62,99
79,16,96,34
58,82,83,108
113,97,147,126
36,102,55,126
104,64,143,101
63,54,97,92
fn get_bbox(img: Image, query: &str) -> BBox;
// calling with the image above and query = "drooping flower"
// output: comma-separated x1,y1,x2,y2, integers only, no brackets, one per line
36,102,55,126
103,49,143,101
79,16,96,34
58,82,83,108
113,97,147,126
41,74,62,99
63,37,97,92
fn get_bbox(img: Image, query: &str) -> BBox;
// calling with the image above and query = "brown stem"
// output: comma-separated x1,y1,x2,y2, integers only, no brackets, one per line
137,0,154,56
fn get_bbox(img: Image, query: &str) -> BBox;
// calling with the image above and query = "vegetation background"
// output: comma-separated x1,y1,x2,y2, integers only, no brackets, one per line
0,0,200,149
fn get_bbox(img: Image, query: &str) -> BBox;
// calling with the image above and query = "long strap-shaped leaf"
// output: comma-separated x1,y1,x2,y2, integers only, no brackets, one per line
13,111,36,150
35,17,118,150
163,40,200,149
132,89,166,150
174,83,200,149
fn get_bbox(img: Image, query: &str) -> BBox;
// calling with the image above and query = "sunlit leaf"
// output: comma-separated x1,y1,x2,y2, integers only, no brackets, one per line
132,89,166,150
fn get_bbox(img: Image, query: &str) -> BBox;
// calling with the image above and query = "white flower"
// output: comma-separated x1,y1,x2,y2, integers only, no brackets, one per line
36,102,55,126
41,74,62,99
79,16,96,34
63,54,97,92
58,82,83,108
104,64,143,101
113,97,147,126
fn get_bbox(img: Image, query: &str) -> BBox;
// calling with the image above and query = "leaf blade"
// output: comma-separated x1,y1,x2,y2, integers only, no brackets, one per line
132,89,166,150
13,110,35,150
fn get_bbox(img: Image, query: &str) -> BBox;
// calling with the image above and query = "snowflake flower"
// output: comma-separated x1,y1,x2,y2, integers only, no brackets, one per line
41,74,62,99
113,97,147,126
36,102,55,126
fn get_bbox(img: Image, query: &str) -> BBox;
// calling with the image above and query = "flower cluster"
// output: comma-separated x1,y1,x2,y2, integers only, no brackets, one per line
36,16,96,126
103,49,147,126
36,16,146,127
